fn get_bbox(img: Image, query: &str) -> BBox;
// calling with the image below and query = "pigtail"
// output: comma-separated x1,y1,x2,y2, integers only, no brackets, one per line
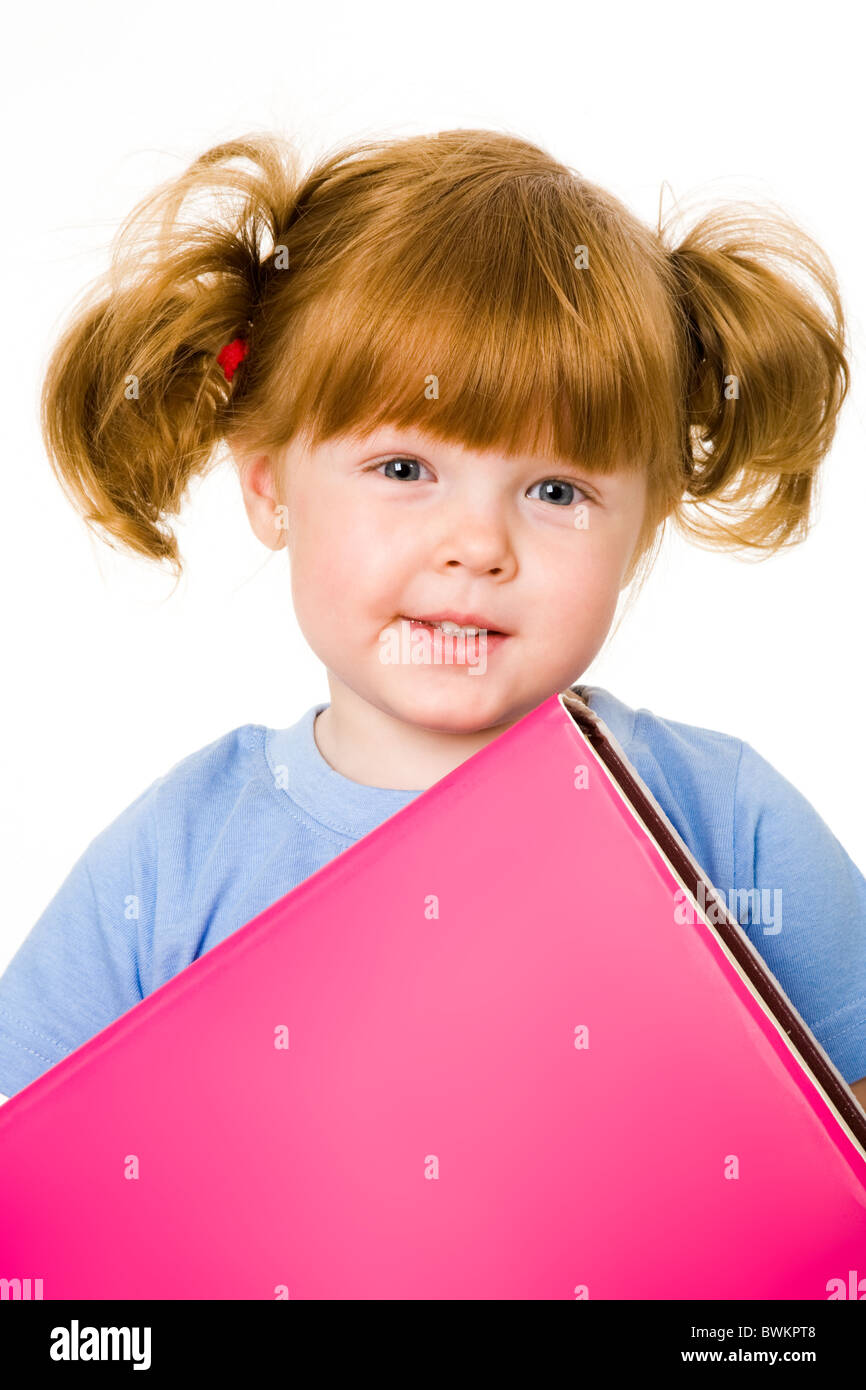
664,204,850,553
39,135,301,578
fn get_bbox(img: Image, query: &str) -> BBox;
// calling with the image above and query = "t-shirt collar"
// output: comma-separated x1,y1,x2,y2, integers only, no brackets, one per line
266,704,425,840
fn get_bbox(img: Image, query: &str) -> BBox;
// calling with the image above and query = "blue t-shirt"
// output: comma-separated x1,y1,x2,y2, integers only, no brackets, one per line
1,684,865,1098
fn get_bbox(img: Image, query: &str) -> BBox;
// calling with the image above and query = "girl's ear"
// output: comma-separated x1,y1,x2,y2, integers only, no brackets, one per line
233,452,288,551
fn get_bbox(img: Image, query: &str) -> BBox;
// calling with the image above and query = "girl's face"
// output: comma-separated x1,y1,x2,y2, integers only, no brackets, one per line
242,424,647,738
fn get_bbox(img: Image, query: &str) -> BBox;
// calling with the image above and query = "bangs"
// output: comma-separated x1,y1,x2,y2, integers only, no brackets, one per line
251,167,683,486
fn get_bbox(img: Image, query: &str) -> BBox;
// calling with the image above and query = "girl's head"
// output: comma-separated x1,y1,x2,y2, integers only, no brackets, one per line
41,128,849,735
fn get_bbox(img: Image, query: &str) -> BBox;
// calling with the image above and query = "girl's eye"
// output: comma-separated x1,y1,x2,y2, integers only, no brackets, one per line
369,457,593,508
526,478,591,507
371,456,431,481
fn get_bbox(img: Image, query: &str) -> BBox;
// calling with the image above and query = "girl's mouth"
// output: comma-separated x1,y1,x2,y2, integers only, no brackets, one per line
398,616,510,652
401,615,501,636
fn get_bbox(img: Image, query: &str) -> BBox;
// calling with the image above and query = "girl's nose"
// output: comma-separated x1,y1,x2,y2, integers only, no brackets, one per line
435,514,517,580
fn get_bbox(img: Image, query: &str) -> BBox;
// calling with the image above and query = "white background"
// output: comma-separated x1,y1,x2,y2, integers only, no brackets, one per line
2,0,864,967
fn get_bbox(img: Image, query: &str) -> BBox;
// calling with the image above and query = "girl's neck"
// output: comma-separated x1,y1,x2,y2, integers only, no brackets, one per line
312,694,521,792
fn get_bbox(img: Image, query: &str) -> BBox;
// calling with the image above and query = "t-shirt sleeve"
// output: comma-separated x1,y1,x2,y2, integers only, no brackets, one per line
0,782,159,1099
732,738,866,1085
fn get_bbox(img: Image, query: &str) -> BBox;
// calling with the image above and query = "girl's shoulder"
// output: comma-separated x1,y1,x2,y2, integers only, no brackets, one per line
578,682,743,749
577,682,864,901
144,722,269,801
71,723,273,879
576,682,744,800
578,683,848,835
575,683,862,885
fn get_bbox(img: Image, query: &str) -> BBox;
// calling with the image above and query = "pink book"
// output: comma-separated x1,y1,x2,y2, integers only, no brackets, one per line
1,688,865,1300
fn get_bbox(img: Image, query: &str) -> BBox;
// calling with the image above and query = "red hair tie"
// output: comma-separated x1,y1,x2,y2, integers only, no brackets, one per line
217,336,249,383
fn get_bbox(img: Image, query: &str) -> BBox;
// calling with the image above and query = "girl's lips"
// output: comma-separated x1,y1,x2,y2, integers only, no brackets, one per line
400,615,507,635
399,617,511,652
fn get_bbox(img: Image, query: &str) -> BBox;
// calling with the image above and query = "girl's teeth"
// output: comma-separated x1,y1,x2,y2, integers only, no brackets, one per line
406,617,482,635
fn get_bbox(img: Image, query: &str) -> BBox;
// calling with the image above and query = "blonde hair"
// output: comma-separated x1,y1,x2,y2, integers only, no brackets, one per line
40,128,850,600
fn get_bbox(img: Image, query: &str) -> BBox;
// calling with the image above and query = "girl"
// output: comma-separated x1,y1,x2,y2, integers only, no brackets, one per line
1,128,864,1108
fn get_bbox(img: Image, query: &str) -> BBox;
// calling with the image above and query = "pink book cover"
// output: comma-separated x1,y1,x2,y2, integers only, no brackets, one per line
1,686,865,1300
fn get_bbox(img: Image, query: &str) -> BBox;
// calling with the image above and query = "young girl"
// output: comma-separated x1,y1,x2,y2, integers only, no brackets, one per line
0,128,864,1110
